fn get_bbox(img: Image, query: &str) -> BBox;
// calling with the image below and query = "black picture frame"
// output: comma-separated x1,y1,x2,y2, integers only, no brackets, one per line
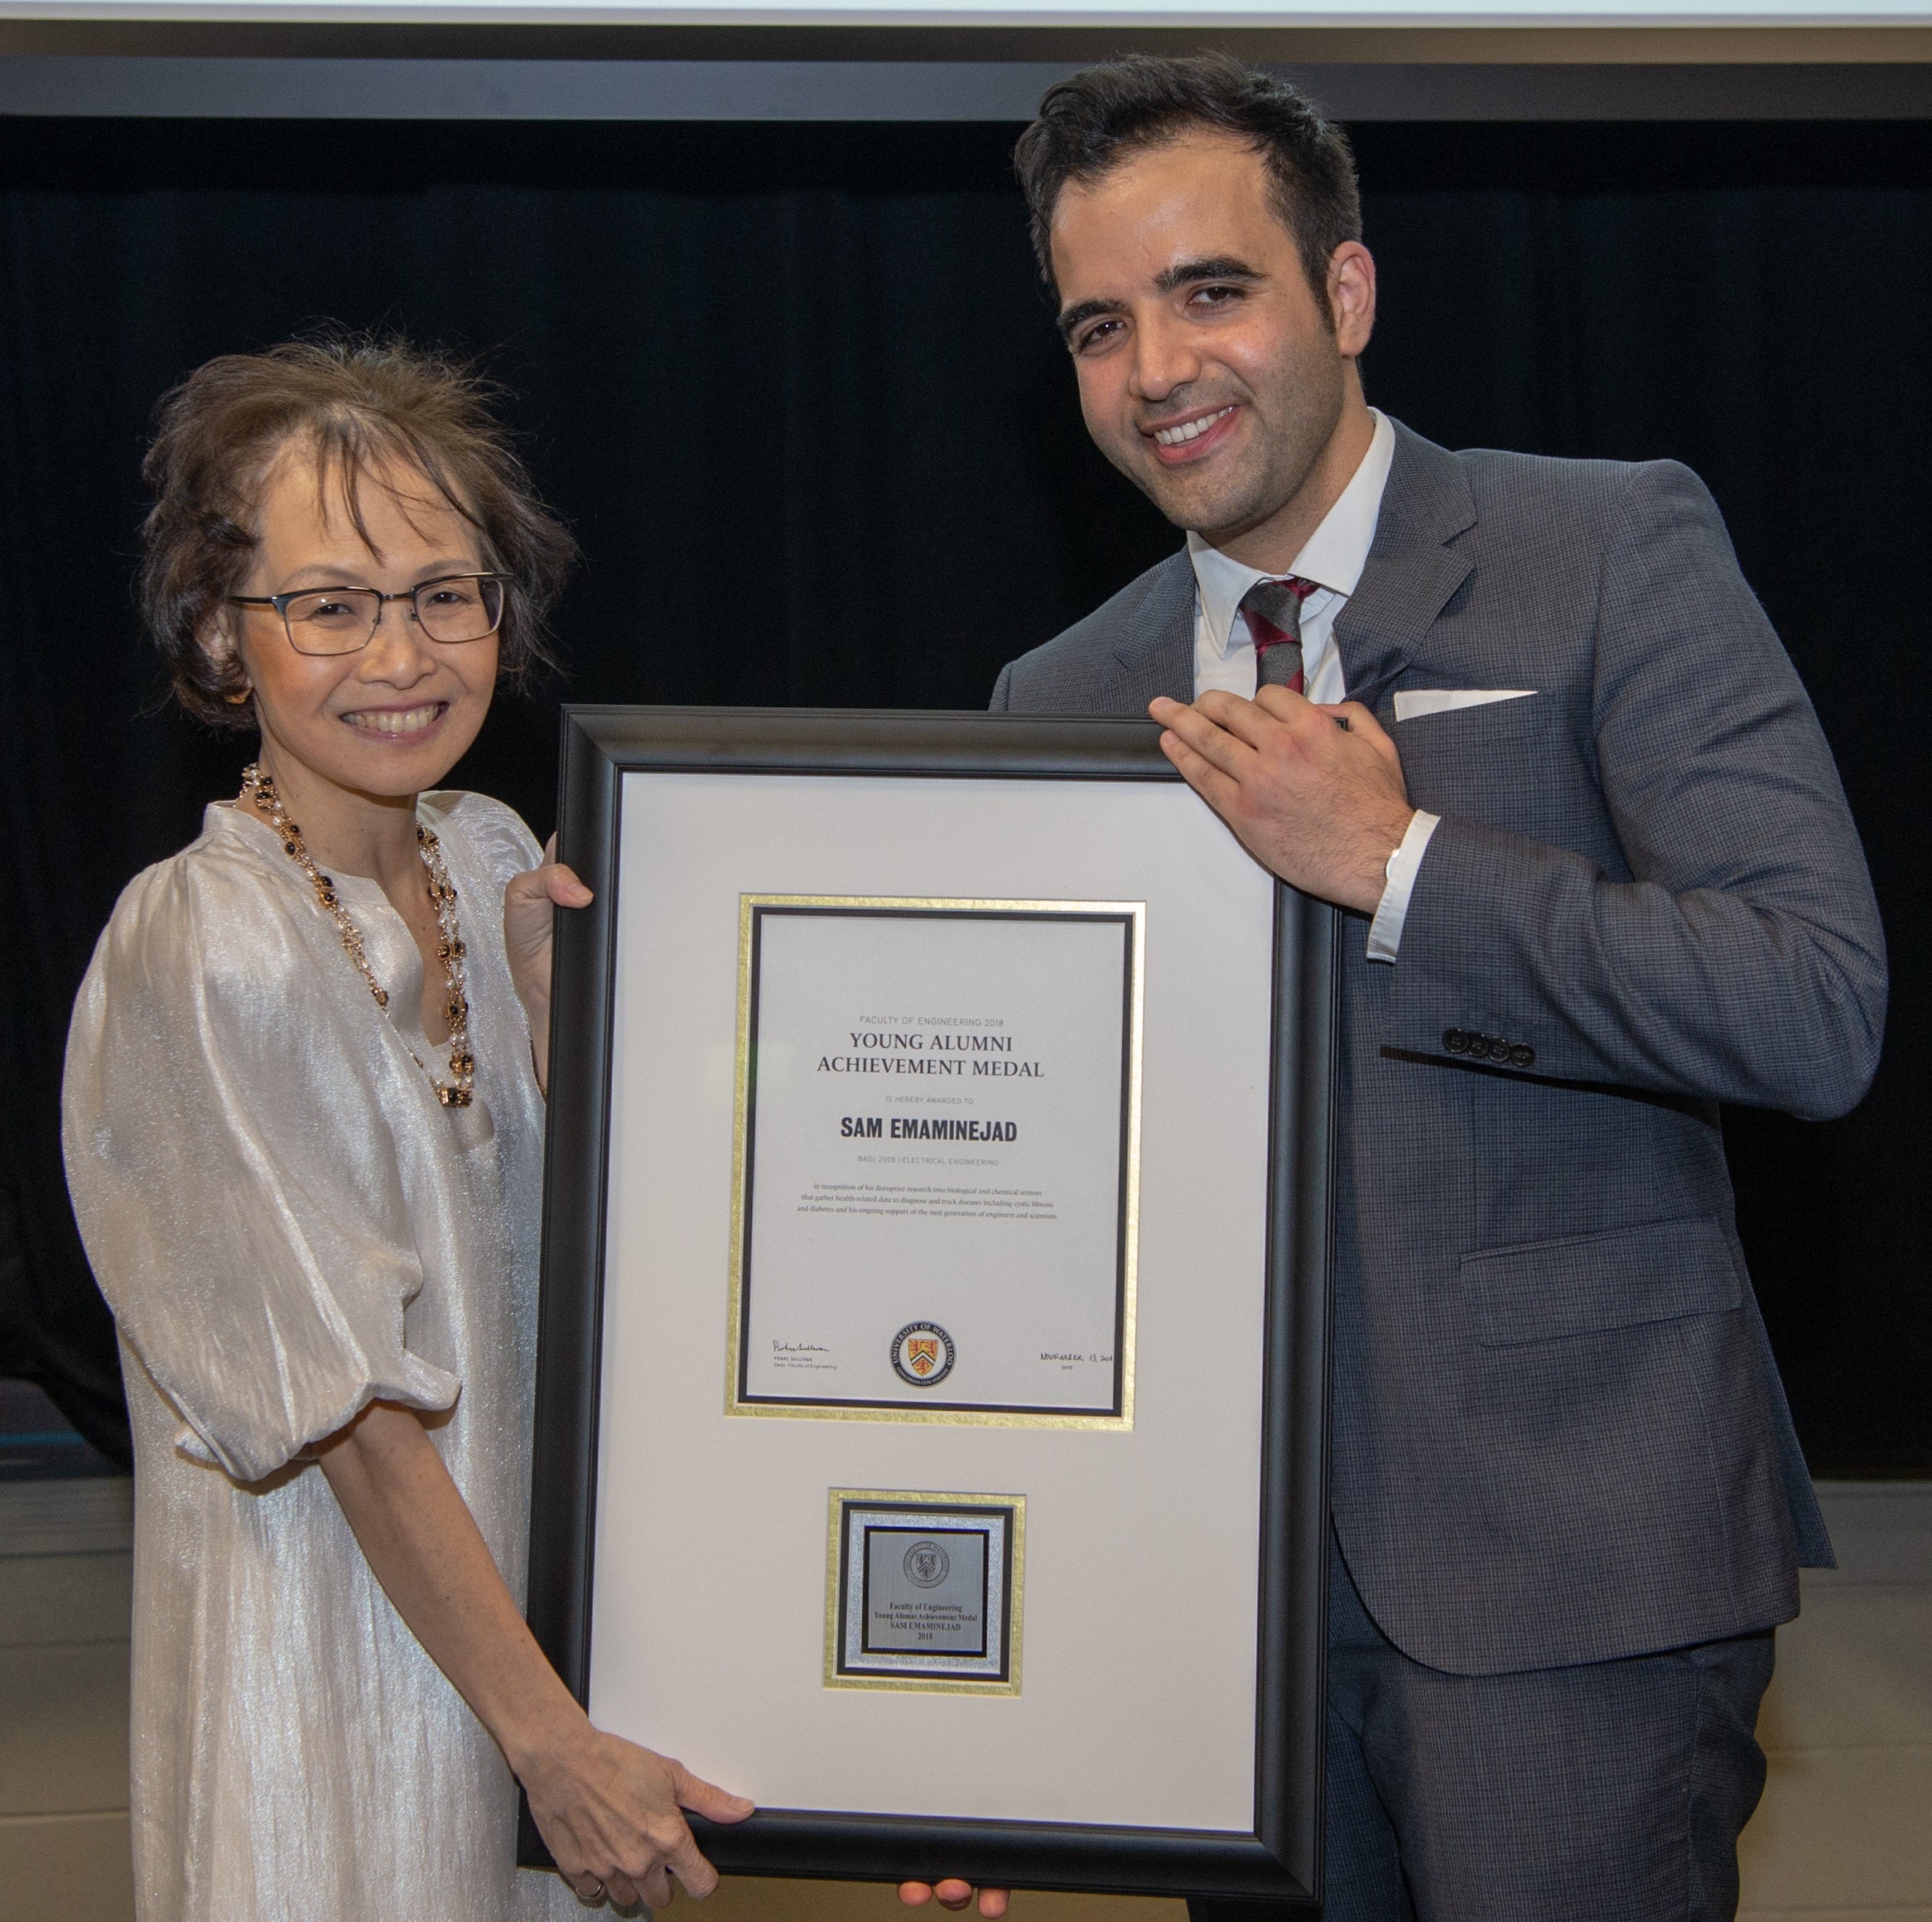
522,706,1337,1905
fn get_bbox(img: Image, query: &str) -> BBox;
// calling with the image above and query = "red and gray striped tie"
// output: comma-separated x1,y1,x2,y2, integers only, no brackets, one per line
1240,576,1318,691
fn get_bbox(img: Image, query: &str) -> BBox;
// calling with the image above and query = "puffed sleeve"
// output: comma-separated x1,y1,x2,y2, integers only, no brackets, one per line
62,850,460,1485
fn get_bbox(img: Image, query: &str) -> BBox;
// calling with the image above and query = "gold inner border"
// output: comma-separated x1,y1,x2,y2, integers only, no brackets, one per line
822,1488,1026,1697
725,894,1144,1430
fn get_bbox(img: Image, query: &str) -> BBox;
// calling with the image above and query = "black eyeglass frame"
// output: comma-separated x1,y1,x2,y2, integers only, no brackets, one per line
226,572,512,654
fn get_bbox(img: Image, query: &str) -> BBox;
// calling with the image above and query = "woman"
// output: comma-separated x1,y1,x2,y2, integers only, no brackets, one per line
62,338,750,1920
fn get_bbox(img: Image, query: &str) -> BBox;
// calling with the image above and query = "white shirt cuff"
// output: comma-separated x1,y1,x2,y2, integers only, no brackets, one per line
1366,811,1441,963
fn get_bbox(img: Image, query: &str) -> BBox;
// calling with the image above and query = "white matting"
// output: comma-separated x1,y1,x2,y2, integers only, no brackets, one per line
587,772,1278,1833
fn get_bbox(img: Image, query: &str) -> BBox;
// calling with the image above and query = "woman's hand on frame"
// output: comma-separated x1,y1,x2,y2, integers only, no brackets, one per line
503,834,593,1093
316,1404,749,1912
519,1725,754,1911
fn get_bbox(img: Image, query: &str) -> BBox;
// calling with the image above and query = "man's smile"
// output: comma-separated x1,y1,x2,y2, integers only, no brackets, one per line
1144,402,1240,465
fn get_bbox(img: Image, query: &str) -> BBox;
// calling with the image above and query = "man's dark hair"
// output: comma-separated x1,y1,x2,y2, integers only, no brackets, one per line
1014,54,1362,317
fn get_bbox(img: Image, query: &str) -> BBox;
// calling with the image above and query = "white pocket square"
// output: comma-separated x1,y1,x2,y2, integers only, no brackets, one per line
1393,689,1536,721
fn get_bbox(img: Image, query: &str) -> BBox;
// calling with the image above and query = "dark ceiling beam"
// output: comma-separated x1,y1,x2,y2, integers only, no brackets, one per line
4,51,1932,117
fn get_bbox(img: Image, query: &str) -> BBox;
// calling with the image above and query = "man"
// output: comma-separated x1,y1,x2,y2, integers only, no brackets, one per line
984,51,1885,1922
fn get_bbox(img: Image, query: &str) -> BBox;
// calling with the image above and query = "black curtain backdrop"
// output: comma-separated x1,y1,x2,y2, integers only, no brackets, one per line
2,116,1925,1473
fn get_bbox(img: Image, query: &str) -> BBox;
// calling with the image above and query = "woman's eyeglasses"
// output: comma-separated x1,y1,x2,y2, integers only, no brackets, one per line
227,574,508,656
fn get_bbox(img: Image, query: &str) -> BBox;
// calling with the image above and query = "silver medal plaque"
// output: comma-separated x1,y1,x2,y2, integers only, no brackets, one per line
826,1491,1024,1693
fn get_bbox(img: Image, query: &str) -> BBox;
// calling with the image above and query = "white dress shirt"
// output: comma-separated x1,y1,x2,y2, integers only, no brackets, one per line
1185,408,1439,961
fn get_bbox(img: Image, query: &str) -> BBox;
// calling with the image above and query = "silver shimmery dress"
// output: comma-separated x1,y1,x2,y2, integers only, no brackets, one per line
63,792,586,1922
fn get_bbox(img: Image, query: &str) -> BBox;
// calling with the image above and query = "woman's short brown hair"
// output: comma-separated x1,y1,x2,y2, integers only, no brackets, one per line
139,335,577,730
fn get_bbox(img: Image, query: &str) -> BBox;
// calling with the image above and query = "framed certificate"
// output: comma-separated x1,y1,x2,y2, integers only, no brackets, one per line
729,895,1141,1425
525,708,1336,1905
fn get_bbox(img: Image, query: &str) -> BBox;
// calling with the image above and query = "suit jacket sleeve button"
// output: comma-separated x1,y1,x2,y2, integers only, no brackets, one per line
1488,1037,1512,1062
1443,1028,1468,1054
1510,1043,1535,1068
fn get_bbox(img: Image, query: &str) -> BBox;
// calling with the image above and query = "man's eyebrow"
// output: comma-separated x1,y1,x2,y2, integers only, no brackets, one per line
1056,297,1121,344
1154,256,1264,293
1056,258,1266,341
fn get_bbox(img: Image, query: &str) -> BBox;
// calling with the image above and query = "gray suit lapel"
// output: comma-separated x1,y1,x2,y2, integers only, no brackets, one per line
1102,552,1196,712
1072,428,1471,718
1334,422,1477,714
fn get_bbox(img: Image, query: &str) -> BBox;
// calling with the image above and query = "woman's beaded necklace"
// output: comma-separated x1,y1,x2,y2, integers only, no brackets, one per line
240,764,475,1108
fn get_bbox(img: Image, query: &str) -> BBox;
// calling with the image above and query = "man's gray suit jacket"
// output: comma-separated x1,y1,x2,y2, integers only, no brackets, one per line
992,420,1886,1676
